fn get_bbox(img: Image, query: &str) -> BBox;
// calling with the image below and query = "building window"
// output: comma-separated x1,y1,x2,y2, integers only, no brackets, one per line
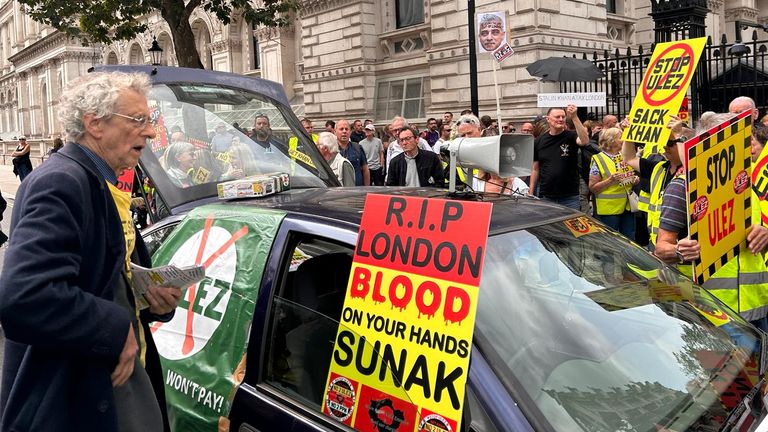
396,0,425,29
375,77,426,120
252,23,261,70
606,0,617,14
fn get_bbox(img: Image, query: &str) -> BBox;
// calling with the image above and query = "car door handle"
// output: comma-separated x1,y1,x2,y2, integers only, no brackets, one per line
238,424,260,432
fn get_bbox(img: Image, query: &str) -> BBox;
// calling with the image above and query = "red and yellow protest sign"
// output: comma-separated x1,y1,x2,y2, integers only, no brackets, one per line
678,97,690,123
322,194,492,432
149,100,169,155
116,169,135,193
751,137,768,227
686,110,752,284
622,38,706,155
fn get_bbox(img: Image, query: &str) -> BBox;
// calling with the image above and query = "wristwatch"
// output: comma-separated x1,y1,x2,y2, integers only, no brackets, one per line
675,245,685,263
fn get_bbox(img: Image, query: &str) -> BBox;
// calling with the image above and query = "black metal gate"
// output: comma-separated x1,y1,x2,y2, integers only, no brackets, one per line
559,33,768,123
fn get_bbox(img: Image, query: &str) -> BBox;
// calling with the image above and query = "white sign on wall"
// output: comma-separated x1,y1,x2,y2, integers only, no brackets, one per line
537,92,606,107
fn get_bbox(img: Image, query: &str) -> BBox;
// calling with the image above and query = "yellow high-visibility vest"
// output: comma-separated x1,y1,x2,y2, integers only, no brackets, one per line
701,190,768,321
592,152,630,215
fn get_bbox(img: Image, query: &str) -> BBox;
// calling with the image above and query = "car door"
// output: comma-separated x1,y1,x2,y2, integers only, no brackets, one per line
227,216,507,432
228,216,360,431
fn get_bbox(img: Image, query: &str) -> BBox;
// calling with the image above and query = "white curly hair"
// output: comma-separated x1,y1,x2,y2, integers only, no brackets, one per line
57,71,152,143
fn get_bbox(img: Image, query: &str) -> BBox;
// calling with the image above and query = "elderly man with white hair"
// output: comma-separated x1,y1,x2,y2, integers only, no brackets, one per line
0,71,180,432
316,131,355,186
729,96,759,122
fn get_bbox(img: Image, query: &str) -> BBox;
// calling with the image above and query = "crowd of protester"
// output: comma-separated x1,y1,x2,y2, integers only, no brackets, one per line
56,93,768,338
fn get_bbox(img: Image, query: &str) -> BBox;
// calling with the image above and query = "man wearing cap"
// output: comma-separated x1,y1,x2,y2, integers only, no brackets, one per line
359,124,384,185
210,122,235,152
11,136,32,181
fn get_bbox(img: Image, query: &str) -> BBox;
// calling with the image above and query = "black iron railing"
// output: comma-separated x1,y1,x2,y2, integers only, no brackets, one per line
559,32,768,122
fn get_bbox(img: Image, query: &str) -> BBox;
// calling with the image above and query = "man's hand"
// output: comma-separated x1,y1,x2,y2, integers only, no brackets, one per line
666,115,684,134
565,104,578,119
747,225,768,254
112,323,137,387
145,285,182,316
619,116,630,129
676,238,700,262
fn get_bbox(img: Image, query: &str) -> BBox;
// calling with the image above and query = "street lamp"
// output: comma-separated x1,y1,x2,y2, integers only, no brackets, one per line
148,36,163,66
729,20,768,56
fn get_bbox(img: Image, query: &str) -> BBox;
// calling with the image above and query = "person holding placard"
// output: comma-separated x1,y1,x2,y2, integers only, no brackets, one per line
620,122,687,247
588,127,638,238
529,105,590,209
655,114,768,330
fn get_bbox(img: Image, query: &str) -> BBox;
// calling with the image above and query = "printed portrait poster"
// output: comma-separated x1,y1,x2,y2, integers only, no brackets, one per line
685,111,751,284
477,11,508,54
322,194,493,432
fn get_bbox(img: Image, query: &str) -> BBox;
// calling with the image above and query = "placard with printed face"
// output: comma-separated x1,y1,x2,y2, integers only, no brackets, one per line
322,194,492,432
477,11,507,54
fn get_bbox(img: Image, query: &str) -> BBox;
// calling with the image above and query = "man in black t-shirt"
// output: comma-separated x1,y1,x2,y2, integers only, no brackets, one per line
530,104,590,209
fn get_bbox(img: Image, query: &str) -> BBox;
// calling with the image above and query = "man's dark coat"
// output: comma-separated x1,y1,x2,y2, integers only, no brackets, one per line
0,144,170,431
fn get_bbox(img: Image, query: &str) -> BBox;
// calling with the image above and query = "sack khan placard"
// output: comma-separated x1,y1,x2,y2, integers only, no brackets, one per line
686,111,752,285
322,194,492,432
622,38,706,155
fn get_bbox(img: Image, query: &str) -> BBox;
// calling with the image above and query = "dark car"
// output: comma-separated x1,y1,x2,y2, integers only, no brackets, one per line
99,66,768,432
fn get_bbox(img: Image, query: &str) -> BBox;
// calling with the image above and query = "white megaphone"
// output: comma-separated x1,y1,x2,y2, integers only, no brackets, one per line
446,133,534,192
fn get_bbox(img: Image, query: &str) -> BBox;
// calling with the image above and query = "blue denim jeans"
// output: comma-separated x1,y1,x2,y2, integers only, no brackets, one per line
597,211,636,239
17,163,31,182
543,195,580,210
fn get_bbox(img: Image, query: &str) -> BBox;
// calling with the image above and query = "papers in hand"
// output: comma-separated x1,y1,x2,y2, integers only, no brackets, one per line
130,263,206,310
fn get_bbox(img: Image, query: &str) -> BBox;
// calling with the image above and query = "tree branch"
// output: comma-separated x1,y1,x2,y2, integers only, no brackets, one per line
184,0,202,18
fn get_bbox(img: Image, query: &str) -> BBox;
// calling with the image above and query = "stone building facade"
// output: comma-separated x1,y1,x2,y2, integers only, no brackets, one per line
0,0,765,142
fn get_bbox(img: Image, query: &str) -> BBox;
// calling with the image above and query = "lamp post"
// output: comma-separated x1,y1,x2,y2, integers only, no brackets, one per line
148,36,163,66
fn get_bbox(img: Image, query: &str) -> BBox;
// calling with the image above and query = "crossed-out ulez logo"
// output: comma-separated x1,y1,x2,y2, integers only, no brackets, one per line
153,224,240,360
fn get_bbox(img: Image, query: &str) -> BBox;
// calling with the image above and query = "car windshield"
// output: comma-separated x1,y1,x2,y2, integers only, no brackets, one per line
476,217,764,432
139,82,330,209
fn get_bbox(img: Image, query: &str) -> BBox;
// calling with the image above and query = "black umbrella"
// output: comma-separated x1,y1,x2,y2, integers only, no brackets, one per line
526,57,604,82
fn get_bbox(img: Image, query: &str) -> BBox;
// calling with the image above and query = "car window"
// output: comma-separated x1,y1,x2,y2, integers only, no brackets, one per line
145,83,328,190
264,236,353,408
475,218,763,432
262,235,431,431
142,222,178,256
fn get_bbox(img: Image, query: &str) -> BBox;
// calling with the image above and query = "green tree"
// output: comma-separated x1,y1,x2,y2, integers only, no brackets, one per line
19,0,299,68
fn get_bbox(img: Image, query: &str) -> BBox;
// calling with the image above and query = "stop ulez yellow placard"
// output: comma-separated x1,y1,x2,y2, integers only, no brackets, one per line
686,111,751,284
621,37,707,155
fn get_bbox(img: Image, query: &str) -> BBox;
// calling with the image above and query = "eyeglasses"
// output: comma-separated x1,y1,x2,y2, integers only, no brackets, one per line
399,135,416,142
112,112,152,128
666,135,688,147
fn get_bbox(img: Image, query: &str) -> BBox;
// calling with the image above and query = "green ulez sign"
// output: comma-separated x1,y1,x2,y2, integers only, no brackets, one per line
150,204,285,431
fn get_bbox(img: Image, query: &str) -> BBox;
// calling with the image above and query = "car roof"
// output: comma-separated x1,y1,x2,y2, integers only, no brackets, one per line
91,65,291,106
200,187,580,234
